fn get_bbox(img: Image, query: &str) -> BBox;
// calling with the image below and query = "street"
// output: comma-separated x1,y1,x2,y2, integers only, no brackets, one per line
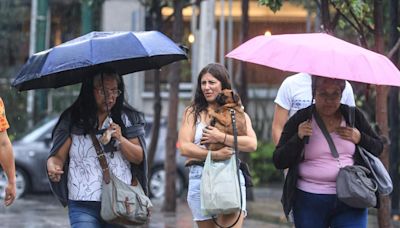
0,193,285,228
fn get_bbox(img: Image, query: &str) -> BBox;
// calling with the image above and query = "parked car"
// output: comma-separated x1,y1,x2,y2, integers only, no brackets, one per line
0,115,188,199
143,117,188,199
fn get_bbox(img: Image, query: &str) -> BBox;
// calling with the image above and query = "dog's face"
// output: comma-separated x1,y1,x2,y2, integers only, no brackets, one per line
215,89,241,106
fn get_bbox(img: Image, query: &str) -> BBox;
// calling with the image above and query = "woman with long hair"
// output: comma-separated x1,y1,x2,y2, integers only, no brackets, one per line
47,68,148,228
178,63,257,228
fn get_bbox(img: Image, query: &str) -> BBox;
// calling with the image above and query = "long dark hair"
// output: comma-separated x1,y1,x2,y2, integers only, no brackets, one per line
58,68,130,135
188,63,232,124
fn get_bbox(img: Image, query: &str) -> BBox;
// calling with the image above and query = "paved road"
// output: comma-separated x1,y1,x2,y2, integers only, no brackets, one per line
0,193,283,228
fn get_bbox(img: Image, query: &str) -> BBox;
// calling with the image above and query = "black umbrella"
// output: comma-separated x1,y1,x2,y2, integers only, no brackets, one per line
12,31,188,91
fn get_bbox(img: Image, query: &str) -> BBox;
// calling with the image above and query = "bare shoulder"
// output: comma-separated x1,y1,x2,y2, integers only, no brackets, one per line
180,106,196,127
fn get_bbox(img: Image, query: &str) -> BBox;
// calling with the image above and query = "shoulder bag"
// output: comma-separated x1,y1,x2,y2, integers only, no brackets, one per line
347,106,392,196
200,109,243,228
358,146,392,195
90,133,153,225
314,112,377,208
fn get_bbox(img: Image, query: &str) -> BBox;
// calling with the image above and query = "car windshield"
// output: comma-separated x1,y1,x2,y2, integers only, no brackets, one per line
17,116,59,143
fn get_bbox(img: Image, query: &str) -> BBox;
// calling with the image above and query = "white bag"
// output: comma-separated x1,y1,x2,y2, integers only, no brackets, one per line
200,150,241,216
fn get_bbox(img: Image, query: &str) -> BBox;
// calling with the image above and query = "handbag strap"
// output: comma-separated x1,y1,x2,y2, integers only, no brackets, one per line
211,109,242,228
314,112,340,159
90,132,111,184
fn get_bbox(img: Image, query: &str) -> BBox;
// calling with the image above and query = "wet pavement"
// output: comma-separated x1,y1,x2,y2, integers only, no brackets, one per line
1,185,397,227
0,190,283,228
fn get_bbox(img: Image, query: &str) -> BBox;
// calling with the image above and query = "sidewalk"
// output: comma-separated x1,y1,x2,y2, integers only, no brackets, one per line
247,184,400,228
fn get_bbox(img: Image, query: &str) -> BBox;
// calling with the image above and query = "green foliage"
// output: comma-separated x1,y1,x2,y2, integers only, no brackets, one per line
331,0,372,20
249,141,283,186
258,0,283,13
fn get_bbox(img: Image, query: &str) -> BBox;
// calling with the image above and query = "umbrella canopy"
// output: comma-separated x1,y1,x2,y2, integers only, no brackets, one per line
226,33,400,87
12,31,187,91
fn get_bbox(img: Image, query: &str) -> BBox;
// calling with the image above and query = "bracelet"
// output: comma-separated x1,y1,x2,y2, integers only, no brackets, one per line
223,134,227,144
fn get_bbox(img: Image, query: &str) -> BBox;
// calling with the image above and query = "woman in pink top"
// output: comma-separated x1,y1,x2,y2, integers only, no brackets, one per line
273,77,383,228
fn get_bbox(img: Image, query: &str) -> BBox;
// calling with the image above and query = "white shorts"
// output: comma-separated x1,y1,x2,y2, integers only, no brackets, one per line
186,165,247,221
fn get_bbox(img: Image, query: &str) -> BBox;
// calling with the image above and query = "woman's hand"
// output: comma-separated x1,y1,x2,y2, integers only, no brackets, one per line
200,125,224,145
298,120,312,139
336,126,361,144
110,122,123,142
211,147,235,161
4,182,15,206
47,157,64,183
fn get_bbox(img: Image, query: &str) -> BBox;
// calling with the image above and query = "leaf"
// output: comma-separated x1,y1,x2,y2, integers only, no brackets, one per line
258,0,283,13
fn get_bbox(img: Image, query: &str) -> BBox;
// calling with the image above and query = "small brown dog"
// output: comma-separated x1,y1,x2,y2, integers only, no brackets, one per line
206,89,247,151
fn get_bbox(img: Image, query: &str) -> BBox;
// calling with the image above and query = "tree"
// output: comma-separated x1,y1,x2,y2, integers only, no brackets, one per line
236,0,255,201
0,1,30,137
373,2,392,227
141,0,165,172
388,0,400,219
259,0,396,227
163,0,184,212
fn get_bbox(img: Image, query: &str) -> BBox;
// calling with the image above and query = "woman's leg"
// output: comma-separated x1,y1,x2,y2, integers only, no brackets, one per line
196,212,245,228
187,166,214,226
330,201,368,228
293,189,336,228
216,211,245,228
68,200,123,228
188,167,247,228
211,171,247,228
196,220,217,228
68,201,103,228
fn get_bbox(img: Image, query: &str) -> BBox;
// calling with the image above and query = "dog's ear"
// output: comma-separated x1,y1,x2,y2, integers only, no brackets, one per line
210,118,217,126
216,93,226,105
233,92,241,104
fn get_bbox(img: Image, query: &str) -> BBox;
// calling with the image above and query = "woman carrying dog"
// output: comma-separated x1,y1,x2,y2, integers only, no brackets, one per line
273,76,383,228
178,63,257,228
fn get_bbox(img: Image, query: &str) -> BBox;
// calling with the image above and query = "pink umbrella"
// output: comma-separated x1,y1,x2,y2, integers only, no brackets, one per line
226,33,400,87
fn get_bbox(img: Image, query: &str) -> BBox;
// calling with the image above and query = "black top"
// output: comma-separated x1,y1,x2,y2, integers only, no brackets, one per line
273,104,383,218
47,107,148,207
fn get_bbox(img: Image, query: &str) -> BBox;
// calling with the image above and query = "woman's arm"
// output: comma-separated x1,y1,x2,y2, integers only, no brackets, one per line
178,108,208,160
178,108,234,161
110,122,143,164
0,130,16,206
273,111,307,169
355,108,383,156
47,137,71,182
118,137,143,164
219,113,257,152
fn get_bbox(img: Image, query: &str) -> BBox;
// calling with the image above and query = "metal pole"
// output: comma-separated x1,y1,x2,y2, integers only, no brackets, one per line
190,1,198,96
36,0,48,52
305,0,311,33
36,0,48,121
27,0,38,128
219,0,225,65
227,0,233,77
81,0,93,34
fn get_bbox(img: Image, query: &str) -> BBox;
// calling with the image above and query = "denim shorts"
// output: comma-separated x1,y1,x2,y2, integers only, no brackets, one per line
187,165,247,221
68,200,124,228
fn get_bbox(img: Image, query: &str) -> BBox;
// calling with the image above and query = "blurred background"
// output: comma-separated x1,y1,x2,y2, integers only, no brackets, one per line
0,1,399,226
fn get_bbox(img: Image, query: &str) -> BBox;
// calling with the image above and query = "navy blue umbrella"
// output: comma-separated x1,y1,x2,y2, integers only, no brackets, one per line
12,31,187,91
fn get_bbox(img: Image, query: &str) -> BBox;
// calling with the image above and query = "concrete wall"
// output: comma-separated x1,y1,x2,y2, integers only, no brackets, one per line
102,0,145,111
